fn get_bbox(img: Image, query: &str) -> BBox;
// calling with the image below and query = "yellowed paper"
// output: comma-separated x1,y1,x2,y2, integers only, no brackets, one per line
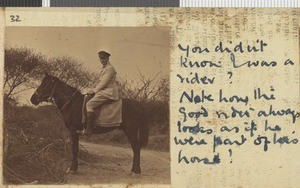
2,8,299,188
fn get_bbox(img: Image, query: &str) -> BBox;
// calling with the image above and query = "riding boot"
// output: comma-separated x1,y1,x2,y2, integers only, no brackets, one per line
84,112,96,135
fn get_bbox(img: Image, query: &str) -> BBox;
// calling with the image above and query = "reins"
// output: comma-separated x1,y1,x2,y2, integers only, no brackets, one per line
58,90,80,111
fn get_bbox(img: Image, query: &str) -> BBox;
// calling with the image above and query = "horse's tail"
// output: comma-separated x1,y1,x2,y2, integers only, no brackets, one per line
139,111,149,148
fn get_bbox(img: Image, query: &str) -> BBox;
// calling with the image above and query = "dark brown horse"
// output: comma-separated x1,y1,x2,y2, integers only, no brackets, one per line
30,74,148,174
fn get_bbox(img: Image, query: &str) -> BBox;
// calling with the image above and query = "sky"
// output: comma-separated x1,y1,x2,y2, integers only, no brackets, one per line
5,27,170,104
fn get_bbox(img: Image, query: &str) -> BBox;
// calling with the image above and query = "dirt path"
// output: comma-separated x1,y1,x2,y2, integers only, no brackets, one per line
66,141,170,185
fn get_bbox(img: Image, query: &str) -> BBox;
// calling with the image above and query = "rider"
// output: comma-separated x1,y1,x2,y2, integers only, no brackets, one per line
84,50,119,135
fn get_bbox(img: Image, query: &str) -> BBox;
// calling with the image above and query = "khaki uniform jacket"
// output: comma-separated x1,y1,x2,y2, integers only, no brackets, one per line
93,62,119,100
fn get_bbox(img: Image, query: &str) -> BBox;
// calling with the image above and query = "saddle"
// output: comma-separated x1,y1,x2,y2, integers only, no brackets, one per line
82,94,122,127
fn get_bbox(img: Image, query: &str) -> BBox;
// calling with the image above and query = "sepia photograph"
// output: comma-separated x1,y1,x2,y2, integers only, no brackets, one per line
3,26,170,184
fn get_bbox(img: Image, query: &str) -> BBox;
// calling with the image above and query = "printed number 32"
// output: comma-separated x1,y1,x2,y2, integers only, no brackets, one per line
10,15,21,22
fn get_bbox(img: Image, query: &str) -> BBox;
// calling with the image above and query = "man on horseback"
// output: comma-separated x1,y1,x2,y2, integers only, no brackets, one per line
84,50,119,135
31,53,148,173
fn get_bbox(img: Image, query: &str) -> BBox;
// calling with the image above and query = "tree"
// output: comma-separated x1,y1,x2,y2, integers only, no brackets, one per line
4,47,99,102
118,71,170,124
4,47,45,100
118,70,169,102
118,71,159,101
45,56,98,90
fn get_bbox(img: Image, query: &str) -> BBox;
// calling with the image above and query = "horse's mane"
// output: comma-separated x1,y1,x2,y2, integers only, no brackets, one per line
50,75,80,94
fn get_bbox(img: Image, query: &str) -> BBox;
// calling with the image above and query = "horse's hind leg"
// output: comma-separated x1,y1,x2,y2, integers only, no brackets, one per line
125,130,141,174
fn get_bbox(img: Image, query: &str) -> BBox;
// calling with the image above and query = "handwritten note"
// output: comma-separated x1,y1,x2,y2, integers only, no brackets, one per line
175,39,299,163
171,8,299,187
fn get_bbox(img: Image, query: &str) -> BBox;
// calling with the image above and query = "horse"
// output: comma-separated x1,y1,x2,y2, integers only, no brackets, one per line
30,73,149,174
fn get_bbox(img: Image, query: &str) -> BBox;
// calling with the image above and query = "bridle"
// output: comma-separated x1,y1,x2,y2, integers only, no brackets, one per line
34,77,58,102
34,77,79,111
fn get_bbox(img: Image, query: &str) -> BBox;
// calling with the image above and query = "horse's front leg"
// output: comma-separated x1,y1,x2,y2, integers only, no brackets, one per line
66,130,79,174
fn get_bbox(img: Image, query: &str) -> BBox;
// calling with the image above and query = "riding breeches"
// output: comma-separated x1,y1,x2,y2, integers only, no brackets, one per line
86,95,109,112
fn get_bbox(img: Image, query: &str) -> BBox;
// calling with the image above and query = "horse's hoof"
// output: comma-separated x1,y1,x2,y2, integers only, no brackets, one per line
131,167,141,174
129,172,141,178
66,167,77,174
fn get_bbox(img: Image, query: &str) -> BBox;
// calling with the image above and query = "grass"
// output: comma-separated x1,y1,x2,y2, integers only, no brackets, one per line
3,102,99,184
3,100,170,184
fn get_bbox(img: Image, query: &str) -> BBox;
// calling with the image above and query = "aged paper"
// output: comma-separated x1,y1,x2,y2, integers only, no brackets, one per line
2,8,299,187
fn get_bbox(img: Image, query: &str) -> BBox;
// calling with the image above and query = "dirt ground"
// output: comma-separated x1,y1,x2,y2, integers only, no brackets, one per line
65,141,171,186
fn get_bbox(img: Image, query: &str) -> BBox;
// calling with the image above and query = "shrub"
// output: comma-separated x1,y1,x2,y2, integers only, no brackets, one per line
3,102,98,184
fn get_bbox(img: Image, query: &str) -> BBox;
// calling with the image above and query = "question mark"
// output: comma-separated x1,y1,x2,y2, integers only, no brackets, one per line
228,149,233,163
227,71,233,84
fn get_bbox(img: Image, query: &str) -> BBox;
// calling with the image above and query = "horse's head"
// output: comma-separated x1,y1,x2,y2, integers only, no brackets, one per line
30,73,59,105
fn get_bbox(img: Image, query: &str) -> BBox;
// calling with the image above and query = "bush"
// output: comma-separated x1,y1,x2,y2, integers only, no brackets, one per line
147,134,170,151
3,102,98,184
